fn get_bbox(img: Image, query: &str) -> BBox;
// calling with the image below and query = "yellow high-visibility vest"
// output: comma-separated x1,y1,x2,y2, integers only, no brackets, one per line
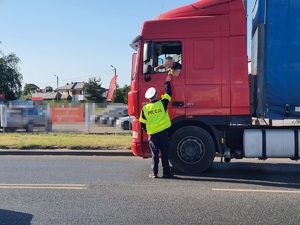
140,94,171,135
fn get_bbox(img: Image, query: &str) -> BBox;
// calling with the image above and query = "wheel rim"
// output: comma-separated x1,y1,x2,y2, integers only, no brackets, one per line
177,136,205,164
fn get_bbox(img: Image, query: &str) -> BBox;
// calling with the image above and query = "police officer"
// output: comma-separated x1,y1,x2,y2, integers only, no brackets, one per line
140,73,174,179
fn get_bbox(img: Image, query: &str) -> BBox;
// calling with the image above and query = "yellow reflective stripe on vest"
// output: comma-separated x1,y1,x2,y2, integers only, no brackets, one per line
161,93,171,101
143,100,171,135
139,116,146,124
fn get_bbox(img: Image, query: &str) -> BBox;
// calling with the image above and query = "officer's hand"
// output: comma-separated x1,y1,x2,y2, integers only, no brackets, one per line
167,69,173,76
166,74,171,82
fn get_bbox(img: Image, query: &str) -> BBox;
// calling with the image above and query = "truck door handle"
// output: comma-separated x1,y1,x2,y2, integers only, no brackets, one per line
172,102,184,107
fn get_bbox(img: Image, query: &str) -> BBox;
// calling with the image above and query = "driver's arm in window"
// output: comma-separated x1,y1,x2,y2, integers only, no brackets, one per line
154,56,181,77
154,64,165,72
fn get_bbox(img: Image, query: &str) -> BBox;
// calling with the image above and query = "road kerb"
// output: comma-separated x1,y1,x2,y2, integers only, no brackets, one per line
0,149,133,156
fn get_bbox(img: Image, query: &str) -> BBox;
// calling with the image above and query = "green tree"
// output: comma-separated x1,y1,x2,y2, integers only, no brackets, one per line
84,77,106,102
0,49,23,100
113,85,123,103
19,94,31,101
113,84,130,104
45,86,53,92
122,84,130,104
22,83,39,96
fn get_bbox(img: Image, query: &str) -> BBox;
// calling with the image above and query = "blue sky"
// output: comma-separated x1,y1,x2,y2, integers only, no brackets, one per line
0,0,254,90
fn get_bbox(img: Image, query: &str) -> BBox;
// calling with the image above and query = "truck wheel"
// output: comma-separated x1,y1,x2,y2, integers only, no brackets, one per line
169,126,215,174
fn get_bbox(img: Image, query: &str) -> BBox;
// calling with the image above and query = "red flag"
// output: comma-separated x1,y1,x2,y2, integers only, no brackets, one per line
107,75,118,101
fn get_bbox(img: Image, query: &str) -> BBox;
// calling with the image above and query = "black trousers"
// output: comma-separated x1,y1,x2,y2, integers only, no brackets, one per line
148,129,171,175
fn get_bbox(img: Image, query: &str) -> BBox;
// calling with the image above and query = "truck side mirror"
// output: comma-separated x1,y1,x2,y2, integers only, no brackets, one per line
143,64,152,82
143,64,152,74
143,42,152,63
143,41,153,82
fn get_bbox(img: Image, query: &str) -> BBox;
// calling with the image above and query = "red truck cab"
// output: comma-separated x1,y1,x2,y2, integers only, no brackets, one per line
128,0,250,173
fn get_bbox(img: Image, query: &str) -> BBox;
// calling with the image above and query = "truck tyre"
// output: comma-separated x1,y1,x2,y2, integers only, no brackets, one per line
169,126,215,174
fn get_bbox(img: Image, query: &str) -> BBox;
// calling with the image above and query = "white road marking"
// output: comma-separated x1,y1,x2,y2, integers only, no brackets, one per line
212,188,300,194
0,184,87,190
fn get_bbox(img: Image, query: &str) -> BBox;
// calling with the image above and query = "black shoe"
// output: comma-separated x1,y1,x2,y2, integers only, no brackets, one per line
162,173,174,179
149,173,158,178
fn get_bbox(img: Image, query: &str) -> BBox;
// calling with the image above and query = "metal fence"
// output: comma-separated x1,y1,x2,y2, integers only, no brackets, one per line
0,101,133,133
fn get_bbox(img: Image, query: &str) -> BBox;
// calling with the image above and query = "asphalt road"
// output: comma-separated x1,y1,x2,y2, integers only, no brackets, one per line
1,155,300,225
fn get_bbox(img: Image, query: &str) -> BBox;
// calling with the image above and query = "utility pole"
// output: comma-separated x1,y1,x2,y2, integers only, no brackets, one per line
54,74,59,101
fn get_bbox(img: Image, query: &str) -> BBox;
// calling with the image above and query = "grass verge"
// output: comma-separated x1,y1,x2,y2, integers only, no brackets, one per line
0,133,132,150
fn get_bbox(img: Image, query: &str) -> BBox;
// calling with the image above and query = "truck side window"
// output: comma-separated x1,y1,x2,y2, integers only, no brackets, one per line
146,41,182,74
156,54,182,73
153,41,182,73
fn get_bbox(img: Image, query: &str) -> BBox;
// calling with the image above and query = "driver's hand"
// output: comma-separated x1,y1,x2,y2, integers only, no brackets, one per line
154,67,158,72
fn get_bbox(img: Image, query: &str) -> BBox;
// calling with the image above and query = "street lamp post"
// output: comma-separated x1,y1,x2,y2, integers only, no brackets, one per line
110,65,117,76
54,74,59,101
